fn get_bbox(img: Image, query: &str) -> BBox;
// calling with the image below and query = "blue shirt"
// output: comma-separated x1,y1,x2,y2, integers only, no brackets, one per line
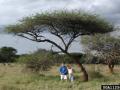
59,66,68,75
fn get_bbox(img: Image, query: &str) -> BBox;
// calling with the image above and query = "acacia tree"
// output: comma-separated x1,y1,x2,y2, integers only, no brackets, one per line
81,34,120,73
6,11,113,81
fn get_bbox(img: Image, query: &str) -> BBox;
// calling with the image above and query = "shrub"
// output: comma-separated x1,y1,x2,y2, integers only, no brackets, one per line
16,54,33,63
26,58,53,72
0,47,18,63
25,54,54,72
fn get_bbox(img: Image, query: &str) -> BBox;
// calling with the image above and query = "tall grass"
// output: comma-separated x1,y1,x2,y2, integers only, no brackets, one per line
0,64,119,90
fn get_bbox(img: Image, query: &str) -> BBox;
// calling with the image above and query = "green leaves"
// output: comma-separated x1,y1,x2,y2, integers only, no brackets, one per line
6,10,114,35
81,34,120,63
5,10,114,55
0,47,17,63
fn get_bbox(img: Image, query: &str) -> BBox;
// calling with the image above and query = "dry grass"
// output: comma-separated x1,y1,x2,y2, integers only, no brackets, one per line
0,64,119,90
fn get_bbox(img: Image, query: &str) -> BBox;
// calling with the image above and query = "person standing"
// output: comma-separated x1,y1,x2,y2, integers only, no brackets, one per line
67,64,74,82
59,63,68,80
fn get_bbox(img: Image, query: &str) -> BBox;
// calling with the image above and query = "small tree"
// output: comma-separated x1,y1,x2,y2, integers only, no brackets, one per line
0,47,17,63
81,34,120,73
6,10,113,81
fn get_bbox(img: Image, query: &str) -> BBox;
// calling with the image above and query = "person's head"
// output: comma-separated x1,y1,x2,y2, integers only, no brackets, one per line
67,64,71,69
61,63,65,66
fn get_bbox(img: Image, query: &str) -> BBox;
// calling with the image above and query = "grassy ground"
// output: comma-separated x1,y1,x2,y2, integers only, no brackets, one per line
0,64,119,90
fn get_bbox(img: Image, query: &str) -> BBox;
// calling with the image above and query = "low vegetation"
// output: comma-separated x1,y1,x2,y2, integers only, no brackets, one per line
3,9,119,89
0,64,119,90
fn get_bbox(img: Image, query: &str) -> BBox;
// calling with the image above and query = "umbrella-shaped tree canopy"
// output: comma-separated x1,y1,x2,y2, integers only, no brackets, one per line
7,11,113,34
6,11,114,53
6,10,114,81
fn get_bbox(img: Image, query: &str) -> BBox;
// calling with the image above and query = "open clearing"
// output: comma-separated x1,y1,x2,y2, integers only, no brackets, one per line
0,64,119,90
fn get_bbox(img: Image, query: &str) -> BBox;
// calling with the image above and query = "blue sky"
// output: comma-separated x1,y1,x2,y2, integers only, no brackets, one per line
0,0,120,54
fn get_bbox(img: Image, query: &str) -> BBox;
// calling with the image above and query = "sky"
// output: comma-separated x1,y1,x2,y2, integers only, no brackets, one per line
0,0,120,54
1,0,120,25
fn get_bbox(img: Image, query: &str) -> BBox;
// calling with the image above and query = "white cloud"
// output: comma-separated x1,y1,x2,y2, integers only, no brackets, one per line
0,0,120,54
0,0,120,25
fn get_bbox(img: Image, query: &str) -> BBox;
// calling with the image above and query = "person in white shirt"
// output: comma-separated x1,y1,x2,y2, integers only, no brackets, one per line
67,64,74,82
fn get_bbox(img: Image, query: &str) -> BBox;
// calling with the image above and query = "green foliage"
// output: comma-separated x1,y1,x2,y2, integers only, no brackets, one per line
81,52,103,64
81,34,120,64
19,53,54,72
82,34,120,49
25,56,53,72
0,47,17,63
6,10,113,35
16,54,33,63
6,10,114,71
17,49,87,66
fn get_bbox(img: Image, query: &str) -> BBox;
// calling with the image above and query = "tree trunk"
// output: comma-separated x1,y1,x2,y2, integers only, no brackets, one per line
65,53,88,81
107,59,114,74
75,59,88,82
108,64,114,74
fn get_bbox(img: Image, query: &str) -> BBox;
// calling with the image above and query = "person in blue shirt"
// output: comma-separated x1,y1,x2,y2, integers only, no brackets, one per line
59,63,68,80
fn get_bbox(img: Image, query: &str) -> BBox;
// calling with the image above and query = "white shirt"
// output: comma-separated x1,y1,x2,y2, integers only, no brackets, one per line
68,68,73,74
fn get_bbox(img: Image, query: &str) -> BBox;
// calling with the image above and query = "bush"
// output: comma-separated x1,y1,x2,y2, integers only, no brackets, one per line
25,54,54,72
26,58,53,72
0,47,18,63
16,54,33,63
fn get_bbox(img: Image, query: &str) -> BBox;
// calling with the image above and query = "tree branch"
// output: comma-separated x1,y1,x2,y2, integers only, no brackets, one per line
65,33,81,51
18,31,68,54
37,39,67,53
17,34,38,41
49,24,67,48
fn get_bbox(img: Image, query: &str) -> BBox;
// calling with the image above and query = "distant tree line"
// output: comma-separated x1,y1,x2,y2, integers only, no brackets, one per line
0,47,18,63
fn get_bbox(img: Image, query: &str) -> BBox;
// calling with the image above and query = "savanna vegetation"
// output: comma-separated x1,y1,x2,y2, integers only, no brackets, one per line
81,34,120,74
0,64,120,90
0,10,118,90
6,10,114,81
0,47,18,63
